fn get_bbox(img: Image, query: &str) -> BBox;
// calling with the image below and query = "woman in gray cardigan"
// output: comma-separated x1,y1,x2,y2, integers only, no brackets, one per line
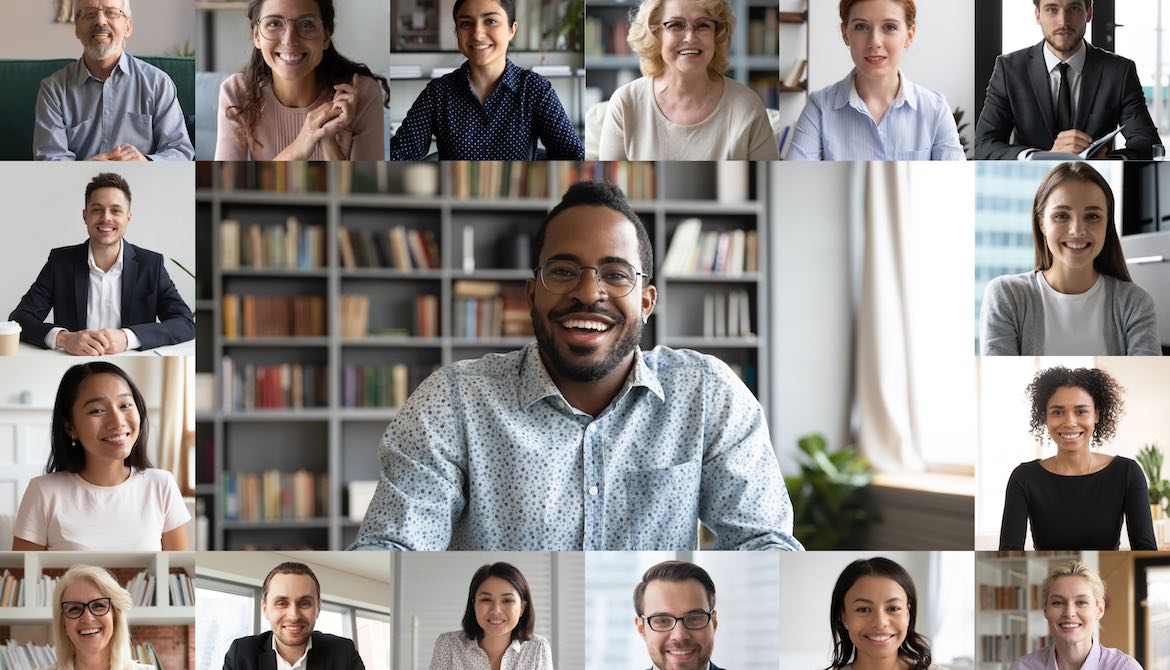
980,162,1161,355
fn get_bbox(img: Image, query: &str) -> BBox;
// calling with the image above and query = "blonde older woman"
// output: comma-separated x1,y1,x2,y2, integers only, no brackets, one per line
1010,561,1142,670
598,0,778,160
49,565,154,670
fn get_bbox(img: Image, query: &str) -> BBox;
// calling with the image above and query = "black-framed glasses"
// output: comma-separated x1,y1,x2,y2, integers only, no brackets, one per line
534,259,647,297
61,598,112,619
642,610,714,632
77,7,127,21
256,15,325,40
655,19,718,35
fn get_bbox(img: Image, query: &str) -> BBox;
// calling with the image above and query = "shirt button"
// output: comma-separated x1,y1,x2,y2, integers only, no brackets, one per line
588,485,598,496
587,424,596,432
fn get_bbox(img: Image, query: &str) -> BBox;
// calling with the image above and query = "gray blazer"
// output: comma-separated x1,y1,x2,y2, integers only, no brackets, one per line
979,271,1161,355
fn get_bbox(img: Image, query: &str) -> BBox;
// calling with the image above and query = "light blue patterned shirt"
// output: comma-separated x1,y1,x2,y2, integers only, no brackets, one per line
34,52,193,161
788,71,964,161
351,342,801,551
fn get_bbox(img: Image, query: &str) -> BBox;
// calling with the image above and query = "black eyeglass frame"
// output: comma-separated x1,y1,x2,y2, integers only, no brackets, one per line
640,609,715,632
60,597,113,619
532,259,650,298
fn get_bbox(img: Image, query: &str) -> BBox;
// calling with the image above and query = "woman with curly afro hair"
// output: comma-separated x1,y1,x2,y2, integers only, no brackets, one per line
998,366,1156,550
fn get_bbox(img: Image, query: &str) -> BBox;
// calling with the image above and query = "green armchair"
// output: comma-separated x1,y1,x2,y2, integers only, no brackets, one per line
0,56,194,160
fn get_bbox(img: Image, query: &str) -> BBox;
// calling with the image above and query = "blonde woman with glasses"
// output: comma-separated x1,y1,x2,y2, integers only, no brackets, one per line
49,565,153,670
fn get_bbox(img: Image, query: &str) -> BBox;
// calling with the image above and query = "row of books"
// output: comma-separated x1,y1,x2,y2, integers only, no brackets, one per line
123,570,155,607
0,570,30,607
747,15,779,56
453,282,532,339
131,643,163,670
223,470,329,521
220,219,327,270
663,220,759,276
584,17,630,56
341,364,411,408
978,584,1038,611
0,642,54,670
221,359,329,410
702,290,755,339
218,162,328,193
567,162,656,200
338,225,440,270
222,295,327,338
339,295,439,338
168,572,196,607
749,76,782,110
979,635,1051,662
449,161,551,199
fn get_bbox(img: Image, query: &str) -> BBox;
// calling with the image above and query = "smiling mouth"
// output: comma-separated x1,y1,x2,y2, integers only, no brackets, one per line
277,52,307,65
561,319,611,332
665,649,696,657
1059,622,1082,630
282,624,307,635
470,44,493,51
1058,430,1085,440
101,431,132,446
677,49,701,55
78,627,103,636
864,633,896,642
1061,240,1091,250
865,56,887,63
487,618,507,624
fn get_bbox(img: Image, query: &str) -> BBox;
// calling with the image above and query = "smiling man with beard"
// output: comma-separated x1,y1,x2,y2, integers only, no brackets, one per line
352,181,801,551
224,562,365,670
33,0,193,161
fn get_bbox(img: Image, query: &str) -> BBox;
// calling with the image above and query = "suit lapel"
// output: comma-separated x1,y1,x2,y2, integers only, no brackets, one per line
121,242,137,326
260,637,278,670
1076,43,1102,130
1027,41,1057,139
73,243,89,330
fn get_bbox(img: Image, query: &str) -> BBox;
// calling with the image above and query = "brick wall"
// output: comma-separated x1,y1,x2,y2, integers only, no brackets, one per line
131,624,193,670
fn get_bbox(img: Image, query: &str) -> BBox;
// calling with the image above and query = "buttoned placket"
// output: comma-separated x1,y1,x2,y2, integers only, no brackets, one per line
581,416,605,549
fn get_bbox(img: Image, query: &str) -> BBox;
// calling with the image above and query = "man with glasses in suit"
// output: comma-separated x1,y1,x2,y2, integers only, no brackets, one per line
634,561,725,670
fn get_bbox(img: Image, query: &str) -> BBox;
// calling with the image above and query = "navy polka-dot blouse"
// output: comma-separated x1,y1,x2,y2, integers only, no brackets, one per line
390,59,584,160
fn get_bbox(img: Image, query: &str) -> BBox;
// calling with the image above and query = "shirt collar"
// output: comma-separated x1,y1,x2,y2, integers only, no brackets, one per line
460,58,520,92
76,50,130,84
835,70,914,112
1045,640,1101,670
459,632,524,655
517,342,665,411
271,633,313,670
1043,38,1087,74
87,240,125,275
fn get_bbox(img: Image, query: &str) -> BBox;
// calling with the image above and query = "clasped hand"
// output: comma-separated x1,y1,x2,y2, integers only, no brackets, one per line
281,74,361,160
57,328,129,356
1049,130,1108,157
88,144,148,161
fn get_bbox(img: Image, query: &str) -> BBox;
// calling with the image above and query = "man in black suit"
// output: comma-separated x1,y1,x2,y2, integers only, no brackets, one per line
9,171,194,355
634,561,725,670
223,562,365,670
975,0,1159,160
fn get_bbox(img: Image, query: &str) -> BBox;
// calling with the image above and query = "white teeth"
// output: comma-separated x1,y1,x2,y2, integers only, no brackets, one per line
1063,241,1090,249
562,319,610,331
79,628,101,636
278,53,305,64
471,44,492,50
678,49,700,55
666,650,694,655
866,634,895,641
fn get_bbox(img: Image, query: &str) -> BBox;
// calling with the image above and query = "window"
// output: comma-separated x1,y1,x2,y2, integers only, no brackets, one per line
355,611,392,670
195,579,256,670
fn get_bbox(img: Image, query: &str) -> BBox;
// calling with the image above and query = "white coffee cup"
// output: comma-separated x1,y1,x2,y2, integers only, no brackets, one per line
0,321,21,356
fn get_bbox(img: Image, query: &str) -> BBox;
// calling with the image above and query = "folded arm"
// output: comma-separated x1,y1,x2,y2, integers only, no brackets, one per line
125,262,195,349
33,80,77,161
147,75,194,161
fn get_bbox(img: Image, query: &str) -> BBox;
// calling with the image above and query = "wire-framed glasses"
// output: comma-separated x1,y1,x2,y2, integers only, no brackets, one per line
77,8,127,21
534,259,647,297
642,610,714,632
256,15,325,40
61,598,112,619
656,19,718,34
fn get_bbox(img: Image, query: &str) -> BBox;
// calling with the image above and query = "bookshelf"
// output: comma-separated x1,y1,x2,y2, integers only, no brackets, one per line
584,0,782,107
197,160,771,550
778,9,808,155
975,551,1094,670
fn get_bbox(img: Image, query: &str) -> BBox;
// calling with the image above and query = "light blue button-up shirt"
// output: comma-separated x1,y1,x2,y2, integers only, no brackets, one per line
33,52,193,161
351,343,802,551
788,71,965,161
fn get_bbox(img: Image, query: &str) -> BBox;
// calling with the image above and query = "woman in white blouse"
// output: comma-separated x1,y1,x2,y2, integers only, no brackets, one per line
50,565,155,670
430,562,553,670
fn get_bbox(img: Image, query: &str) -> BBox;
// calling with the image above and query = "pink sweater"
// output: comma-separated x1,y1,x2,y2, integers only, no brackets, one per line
215,72,385,160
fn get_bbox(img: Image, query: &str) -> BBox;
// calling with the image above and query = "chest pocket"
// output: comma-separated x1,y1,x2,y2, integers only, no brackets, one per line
617,460,701,549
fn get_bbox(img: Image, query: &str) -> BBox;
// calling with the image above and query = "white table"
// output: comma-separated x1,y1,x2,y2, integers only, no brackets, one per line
15,339,195,357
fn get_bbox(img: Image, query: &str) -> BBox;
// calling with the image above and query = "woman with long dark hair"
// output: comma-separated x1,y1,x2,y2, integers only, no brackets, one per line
215,0,390,160
826,557,942,670
429,562,552,669
11,362,189,550
980,161,1160,355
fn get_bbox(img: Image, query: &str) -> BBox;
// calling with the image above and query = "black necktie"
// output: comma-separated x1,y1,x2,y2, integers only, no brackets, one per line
1055,62,1073,131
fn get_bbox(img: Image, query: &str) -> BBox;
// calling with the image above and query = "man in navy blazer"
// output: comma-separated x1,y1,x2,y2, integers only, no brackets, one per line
223,562,366,670
975,0,1159,160
9,172,193,355
635,561,726,670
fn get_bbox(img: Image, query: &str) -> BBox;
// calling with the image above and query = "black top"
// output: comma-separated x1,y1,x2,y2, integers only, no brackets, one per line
998,456,1157,550
223,631,365,670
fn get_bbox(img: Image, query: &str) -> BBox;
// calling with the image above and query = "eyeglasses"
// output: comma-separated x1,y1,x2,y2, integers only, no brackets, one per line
642,610,714,632
256,15,325,40
656,19,718,35
77,8,127,21
61,598,112,619
534,259,647,297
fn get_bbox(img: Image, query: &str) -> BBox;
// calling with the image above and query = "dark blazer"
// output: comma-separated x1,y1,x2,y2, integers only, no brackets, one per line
646,664,724,670
974,40,1159,159
223,631,365,670
9,240,194,350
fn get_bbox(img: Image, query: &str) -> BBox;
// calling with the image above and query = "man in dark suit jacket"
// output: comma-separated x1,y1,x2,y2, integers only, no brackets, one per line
9,172,193,355
635,561,726,670
223,562,366,670
975,0,1159,160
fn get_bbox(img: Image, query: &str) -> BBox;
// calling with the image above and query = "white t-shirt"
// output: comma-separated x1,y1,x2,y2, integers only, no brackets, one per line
13,469,190,550
1040,273,1109,355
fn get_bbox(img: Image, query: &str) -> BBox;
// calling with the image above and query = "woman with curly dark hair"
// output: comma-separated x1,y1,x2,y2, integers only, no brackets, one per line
826,557,942,670
998,366,1156,550
215,0,390,160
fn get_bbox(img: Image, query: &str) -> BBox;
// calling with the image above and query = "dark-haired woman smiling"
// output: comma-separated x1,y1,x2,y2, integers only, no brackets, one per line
429,562,552,670
827,558,945,670
11,362,189,550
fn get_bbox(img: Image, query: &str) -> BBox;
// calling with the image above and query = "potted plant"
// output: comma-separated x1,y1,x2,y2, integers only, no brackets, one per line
1136,443,1169,520
783,433,875,550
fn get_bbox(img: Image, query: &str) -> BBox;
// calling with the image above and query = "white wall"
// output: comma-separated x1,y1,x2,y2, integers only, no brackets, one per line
0,162,196,325
196,550,391,611
0,3,194,59
769,162,853,473
807,1,976,151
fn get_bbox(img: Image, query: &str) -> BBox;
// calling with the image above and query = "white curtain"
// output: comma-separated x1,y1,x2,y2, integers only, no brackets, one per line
158,356,195,494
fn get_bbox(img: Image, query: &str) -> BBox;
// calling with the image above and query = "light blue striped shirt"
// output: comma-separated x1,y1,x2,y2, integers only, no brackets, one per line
351,342,802,551
34,52,193,161
788,71,965,161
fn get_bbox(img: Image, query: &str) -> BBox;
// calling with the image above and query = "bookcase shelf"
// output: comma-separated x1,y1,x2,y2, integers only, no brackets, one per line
198,160,771,550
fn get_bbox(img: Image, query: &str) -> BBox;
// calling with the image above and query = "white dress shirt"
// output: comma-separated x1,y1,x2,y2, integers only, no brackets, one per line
273,634,313,670
1018,40,1087,159
45,241,141,350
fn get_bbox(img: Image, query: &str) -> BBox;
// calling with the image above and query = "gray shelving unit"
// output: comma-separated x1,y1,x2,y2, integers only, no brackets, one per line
196,161,770,550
